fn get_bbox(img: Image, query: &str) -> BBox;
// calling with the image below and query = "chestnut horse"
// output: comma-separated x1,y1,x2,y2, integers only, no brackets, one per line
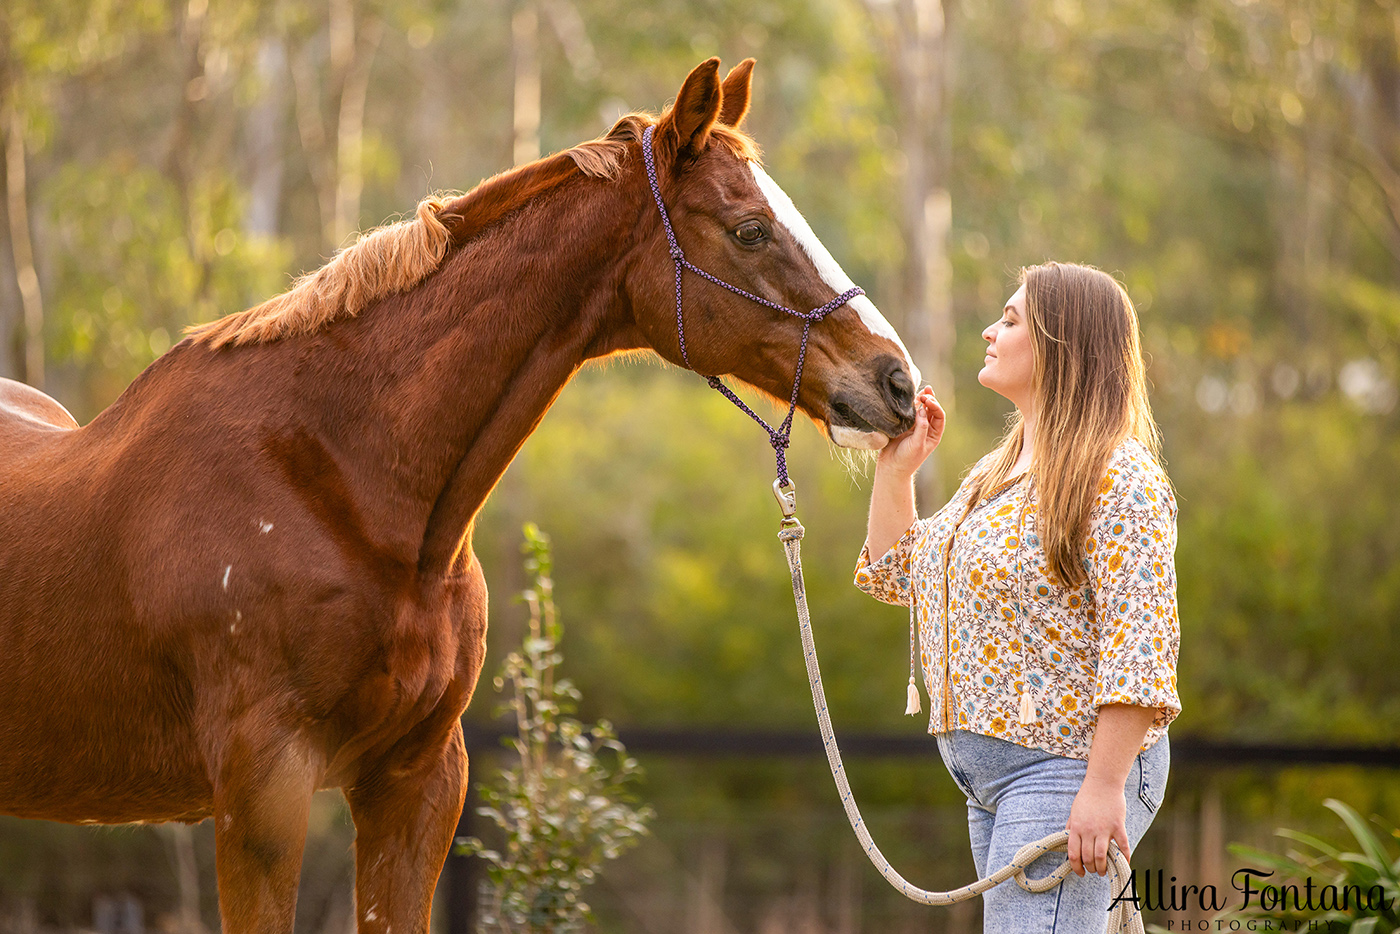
0,59,917,932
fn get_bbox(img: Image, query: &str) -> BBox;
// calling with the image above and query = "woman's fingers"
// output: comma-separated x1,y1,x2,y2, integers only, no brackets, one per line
1094,834,1110,876
1083,827,1127,876
1113,828,1131,872
926,398,946,437
905,396,928,444
1067,826,1125,877
915,387,943,443
1068,781,1130,877
879,385,944,473
1067,827,1087,876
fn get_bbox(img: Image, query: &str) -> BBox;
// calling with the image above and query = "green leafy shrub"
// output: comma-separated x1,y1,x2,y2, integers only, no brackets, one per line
1225,798,1400,932
457,523,653,933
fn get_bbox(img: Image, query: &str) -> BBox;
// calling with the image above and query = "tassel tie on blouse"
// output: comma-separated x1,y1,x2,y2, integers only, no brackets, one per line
905,473,1039,729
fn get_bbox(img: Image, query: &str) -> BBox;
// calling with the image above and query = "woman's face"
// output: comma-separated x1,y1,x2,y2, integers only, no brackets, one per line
979,284,1035,409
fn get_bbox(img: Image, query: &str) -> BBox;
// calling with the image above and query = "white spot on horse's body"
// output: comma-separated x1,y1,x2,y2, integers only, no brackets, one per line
748,161,921,388
365,907,378,922
222,565,231,590
259,519,273,534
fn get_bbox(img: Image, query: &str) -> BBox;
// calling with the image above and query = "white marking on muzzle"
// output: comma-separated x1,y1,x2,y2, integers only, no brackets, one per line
748,162,922,387
830,425,889,451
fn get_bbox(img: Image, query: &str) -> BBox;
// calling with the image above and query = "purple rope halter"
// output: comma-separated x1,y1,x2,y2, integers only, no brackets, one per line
641,123,864,487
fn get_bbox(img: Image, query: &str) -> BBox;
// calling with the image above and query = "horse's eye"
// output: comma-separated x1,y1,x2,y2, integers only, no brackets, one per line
735,222,766,245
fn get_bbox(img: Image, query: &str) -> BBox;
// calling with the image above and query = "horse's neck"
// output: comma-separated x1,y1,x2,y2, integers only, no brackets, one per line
302,177,650,577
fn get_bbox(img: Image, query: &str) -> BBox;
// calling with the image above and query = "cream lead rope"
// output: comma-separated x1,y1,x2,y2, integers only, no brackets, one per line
773,480,1143,934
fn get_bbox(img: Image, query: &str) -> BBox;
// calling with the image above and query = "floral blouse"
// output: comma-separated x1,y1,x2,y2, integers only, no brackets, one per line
854,438,1181,761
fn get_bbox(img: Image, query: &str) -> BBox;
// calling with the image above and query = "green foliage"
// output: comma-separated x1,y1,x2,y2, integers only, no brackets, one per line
457,524,653,933
44,161,289,411
1226,799,1400,931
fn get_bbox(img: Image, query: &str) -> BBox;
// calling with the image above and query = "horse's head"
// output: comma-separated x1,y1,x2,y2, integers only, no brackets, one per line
628,58,919,451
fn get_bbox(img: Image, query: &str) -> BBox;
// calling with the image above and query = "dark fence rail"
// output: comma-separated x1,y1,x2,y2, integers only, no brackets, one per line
448,724,1400,932
462,723,1400,765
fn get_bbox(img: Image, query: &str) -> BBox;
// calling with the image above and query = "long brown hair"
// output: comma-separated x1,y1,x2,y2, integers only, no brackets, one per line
962,262,1164,587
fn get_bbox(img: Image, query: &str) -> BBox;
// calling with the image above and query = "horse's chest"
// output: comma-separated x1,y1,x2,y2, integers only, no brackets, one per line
326,568,488,743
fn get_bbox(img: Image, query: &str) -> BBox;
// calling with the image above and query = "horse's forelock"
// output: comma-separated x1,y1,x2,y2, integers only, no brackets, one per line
564,113,760,180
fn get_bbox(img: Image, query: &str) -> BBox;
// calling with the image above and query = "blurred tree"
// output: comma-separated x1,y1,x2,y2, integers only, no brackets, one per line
287,0,386,248
0,0,166,385
861,0,957,502
4,83,44,388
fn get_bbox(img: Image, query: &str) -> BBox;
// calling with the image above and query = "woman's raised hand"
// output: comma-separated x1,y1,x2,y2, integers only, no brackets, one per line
864,386,943,559
877,386,945,477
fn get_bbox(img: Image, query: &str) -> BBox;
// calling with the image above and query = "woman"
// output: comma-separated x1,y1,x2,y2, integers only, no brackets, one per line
855,262,1180,931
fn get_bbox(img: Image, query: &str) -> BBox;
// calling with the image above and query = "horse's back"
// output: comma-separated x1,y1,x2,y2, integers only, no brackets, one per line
0,377,79,436
0,377,80,519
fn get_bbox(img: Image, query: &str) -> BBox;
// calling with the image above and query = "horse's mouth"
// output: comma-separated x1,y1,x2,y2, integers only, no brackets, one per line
828,401,893,451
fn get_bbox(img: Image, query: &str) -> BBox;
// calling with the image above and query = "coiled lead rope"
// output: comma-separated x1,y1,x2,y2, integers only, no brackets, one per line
774,482,1142,933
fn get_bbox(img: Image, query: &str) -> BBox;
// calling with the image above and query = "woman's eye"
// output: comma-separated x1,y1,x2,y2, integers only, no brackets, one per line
736,223,765,244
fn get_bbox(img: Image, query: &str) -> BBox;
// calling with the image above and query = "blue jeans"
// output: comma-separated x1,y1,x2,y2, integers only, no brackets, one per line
935,729,1169,934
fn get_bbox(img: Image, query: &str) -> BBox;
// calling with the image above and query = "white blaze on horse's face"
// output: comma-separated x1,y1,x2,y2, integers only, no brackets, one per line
747,162,921,451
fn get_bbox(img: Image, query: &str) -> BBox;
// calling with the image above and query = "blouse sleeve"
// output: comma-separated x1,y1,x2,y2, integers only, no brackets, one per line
1086,455,1182,729
853,520,927,608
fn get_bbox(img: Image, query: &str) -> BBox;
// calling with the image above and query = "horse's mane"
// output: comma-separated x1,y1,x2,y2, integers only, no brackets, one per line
188,113,760,349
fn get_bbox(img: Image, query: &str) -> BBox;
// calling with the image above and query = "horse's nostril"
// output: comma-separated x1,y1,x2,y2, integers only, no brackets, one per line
884,366,915,415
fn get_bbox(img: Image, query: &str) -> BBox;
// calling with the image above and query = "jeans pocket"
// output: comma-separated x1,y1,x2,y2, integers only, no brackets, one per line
1137,748,1166,814
936,733,979,803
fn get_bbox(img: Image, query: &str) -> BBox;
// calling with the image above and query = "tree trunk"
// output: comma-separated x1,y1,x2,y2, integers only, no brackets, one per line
1199,779,1225,897
878,0,954,511
292,39,336,247
164,0,209,274
686,836,726,934
512,1,542,167
164,823,205,934
5,97,43,391
333,12,383,245
293,0,384,251
244,40,289,238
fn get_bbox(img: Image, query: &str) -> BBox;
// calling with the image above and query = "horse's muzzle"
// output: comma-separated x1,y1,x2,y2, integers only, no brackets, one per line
826,355,918,449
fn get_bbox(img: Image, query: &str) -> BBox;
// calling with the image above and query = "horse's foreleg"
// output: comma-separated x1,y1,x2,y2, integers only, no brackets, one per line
346,717,468,934
212,736,319,934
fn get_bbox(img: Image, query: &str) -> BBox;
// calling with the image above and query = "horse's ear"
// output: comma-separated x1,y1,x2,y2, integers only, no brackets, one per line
662,58,723,159
719,59,754,127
